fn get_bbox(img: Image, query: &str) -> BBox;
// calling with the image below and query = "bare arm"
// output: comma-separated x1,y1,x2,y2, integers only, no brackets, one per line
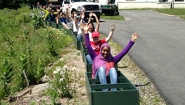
80,24,86,45
114,33,138,64
92,13,100,31
105,25,116,42
73,13,78,30
80,7,85,25
83,25,97,60
88,12,93,23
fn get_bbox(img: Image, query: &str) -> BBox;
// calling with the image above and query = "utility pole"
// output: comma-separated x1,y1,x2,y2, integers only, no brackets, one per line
171,0,174,9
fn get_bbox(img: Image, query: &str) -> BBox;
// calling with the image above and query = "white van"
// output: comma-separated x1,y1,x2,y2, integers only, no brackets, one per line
62,0,102,20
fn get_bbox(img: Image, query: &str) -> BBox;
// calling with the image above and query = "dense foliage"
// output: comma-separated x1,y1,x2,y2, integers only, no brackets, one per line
0,6,73,100
0,0,47,9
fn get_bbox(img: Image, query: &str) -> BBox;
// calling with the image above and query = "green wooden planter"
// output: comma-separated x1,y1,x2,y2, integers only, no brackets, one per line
86,71,140,105
51,22,57,28
84,52,92,72
72,35,82,50
58,24,63,29
45,20,47,25
80,42,88,62
46,21,51,26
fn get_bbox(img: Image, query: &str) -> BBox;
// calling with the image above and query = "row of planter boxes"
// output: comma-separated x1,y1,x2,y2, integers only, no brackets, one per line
80,42,140,105
46,20,140,105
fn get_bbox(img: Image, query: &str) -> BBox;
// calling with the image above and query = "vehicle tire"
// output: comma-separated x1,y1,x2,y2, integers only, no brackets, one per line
109,10,116,16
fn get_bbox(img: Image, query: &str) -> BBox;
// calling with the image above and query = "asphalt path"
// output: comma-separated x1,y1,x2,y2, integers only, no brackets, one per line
99,10,185,105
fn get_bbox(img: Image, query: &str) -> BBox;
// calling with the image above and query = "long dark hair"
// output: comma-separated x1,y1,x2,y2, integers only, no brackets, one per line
88,22,95,32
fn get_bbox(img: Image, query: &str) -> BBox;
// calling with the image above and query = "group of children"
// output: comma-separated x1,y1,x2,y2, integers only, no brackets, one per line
40,3,138,91
77,14,138,91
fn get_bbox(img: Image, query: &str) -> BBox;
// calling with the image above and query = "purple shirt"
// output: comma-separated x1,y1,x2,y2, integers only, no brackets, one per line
85,34,135,64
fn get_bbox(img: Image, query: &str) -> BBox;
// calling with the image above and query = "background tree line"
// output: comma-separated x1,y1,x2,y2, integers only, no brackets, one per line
0,0,47,9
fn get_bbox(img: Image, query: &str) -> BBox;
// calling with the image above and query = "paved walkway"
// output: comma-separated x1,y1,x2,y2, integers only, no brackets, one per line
99,10,185,105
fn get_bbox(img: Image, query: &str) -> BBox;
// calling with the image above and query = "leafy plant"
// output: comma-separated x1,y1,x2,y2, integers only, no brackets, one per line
17,52,28,88
0,58,13,95
46,30,58,56
45,87,59,105
0,99,10,105
32,13,45,29
5,36,16,57
45,65,77,104
33,58,45,84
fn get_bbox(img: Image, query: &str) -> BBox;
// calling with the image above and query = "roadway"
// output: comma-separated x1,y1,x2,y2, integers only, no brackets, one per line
99,10,185,105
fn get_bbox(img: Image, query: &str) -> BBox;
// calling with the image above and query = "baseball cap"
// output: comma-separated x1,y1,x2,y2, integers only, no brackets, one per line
92,31,100,38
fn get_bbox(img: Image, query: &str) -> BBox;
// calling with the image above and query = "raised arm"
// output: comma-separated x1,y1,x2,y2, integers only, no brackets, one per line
73,12,78,30
80,6,85,25
92,13,100,31
65,4,71,19
105,24,116,42
83,25,97,60
88,12,93,23
114,33,138,64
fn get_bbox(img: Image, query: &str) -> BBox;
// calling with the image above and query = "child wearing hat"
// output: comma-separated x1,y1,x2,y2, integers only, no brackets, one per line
86,25,116,64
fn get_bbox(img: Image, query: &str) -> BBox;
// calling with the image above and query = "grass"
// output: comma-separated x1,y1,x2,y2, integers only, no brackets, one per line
154,8,185,19
100,14,125,20
100,8,185,20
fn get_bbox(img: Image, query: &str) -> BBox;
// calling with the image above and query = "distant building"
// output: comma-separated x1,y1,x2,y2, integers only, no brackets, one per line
99,0,185,9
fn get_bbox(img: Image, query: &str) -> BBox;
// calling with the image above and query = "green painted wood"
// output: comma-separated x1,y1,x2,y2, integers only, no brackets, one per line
72,35,82,50
88,77,130,84
47,21,51,26
58,24,63,29
51,22,57,28
85,71,140,105
84,52,92,72
80,42,88,62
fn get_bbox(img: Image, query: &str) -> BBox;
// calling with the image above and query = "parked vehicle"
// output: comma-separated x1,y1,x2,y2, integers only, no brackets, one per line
62,0,102,21
98,0,119,16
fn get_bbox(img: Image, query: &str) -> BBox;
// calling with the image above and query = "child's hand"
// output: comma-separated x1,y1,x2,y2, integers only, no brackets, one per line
83,24,89,31
110,24,116,31
80,23,85,30
81,13,84,19
74,13,77,17
82,6,85,11
92,13,96,16
89,12,93,17
131,33,138,42
67,4,70,9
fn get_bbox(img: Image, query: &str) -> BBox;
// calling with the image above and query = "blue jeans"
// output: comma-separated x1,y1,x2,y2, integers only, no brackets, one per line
86,54,93,64
94,66,118,91
77,33,82,40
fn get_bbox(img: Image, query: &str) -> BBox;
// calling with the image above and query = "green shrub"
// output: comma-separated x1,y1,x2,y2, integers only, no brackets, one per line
0,58,13,96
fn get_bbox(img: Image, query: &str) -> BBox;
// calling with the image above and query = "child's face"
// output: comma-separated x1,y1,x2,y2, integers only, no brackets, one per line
92,36,99,43
62,14,66,18
88,24,93,32
101,46,110,58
